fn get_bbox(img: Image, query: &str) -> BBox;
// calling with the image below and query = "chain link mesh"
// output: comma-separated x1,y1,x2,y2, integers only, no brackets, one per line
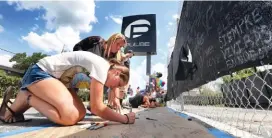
167,66,272,138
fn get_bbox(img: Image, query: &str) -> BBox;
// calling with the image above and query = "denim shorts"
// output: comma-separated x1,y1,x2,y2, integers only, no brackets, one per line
20,64,53,91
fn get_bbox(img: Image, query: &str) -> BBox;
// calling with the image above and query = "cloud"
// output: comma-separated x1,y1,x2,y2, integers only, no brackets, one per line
0,54,16,67
22,26,80,53
0,25,3,33
158,48,167,60
0,15,3,33
8,0,97,33
109,15,122,24
129,58,168,92
172,14,179,20
167,36,176,64
8,0,97,52
167,14,179,30
31,24,39,31
105,16,109,21
129,59,148,91
167,22,174,30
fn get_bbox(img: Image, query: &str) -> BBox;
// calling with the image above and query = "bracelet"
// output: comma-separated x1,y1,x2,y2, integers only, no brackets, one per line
116,97,123,100
124,114,129,124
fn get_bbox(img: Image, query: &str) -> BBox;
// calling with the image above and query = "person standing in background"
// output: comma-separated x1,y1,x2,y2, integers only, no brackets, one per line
73,34,127,59
136,87,140,95
127,85,133,96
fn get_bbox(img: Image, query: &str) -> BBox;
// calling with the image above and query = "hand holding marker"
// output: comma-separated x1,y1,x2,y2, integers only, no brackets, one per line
83,108,134,130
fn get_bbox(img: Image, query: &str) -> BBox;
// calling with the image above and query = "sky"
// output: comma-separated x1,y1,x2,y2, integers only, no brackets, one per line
0,0,182,91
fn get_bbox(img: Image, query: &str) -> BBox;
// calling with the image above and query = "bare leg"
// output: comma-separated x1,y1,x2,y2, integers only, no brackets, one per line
1,90,60,123
28,78,86,125
2,78,86,126
9,91,30,113
1,90,31,123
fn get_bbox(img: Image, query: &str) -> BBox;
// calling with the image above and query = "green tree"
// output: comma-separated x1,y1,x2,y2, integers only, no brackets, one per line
9,52,48,71
222,68,255,83
0,70,21,98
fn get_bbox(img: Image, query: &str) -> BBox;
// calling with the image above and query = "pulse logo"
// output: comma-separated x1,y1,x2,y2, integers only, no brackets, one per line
124,19,151,39
121,14,156,51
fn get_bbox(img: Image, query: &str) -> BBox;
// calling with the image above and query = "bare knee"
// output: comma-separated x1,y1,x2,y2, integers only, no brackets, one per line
59,105,86,126
78,109,86,121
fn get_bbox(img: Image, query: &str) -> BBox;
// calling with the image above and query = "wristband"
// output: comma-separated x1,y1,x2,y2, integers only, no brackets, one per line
124,114,129,124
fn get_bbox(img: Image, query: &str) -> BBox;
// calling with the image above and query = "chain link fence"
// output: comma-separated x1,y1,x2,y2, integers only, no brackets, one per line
167,66,272,138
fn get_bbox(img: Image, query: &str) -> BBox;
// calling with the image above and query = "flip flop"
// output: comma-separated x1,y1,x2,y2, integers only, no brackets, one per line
0,86,13,118
0,103,32,123
0,86,31,124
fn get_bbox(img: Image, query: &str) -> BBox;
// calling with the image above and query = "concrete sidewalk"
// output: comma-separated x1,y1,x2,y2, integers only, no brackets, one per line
1,107,218,138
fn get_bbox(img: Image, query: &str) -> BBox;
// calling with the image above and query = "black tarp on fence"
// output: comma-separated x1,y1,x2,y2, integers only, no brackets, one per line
166,1,272,101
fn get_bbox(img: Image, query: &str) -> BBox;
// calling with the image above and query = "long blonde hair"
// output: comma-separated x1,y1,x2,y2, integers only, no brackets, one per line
108,58,130,85
104,33,127,59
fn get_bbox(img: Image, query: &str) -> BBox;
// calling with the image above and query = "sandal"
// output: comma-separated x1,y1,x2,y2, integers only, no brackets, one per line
0,86,31,123
0,86,13,118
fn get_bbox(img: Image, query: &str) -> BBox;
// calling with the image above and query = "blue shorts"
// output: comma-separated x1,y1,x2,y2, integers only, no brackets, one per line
20,64,53,91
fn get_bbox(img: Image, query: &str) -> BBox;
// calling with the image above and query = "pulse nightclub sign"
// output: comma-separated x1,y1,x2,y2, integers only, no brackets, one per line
121,14,157,56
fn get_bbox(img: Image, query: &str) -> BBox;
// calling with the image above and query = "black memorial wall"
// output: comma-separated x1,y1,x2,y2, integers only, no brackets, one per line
166,1,272,101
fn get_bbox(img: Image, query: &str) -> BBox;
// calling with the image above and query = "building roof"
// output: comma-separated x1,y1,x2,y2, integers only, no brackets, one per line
0,65,24,74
